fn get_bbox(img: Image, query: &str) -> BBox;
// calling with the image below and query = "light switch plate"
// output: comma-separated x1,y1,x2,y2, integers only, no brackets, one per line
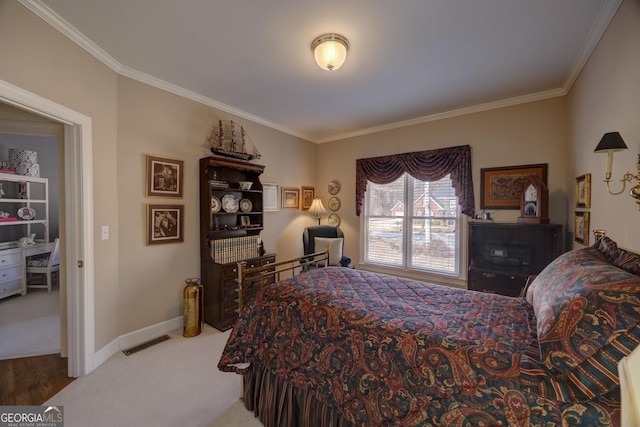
101,225,109,240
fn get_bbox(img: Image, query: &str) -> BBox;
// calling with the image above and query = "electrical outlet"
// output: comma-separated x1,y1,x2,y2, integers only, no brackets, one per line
101,225,109,240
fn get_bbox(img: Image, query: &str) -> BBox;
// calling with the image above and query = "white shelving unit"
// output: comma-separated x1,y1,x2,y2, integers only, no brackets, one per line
0,172,50,299
0,172,49,242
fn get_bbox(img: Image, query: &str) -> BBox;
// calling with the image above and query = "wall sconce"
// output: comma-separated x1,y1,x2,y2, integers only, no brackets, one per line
594,132,640,209
311,33,349,71
308,197,328,225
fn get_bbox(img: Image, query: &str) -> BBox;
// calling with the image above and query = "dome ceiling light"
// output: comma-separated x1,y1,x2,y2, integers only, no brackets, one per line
311,33,349,71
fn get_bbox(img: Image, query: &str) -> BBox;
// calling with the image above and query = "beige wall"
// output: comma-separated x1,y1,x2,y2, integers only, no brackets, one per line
317,97,570,282
0,1,316,350
0,0,120,349
116,77,315,333
567,0,640,252
1,0,638,357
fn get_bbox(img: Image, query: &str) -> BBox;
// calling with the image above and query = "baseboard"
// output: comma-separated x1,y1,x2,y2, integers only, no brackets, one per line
93,316,182,370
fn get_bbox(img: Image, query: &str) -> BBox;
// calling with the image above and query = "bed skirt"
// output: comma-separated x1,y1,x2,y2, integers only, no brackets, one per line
242,362,354,427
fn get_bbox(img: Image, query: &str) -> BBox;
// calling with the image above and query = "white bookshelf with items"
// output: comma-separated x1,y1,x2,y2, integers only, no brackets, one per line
0,172,52,299
0,172,49,242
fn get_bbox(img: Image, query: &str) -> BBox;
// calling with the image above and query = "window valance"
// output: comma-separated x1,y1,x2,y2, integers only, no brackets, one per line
355,145,475,217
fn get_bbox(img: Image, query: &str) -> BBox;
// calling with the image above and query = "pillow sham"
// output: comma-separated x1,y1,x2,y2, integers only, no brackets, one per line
525,236,640,398
314,237,343,266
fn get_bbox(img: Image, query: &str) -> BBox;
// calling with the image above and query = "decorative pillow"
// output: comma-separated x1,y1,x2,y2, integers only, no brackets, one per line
524,237,640,399
597,235,640,275
314,237,343,266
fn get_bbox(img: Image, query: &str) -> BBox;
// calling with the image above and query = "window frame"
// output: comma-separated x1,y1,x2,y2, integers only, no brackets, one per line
360,173,464,281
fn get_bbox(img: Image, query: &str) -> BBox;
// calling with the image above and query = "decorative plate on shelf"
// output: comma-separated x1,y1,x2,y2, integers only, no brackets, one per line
211,196,222,213
221,194,239,213
17,206,36,221
328,197,341,211
328,213,341,227
239,198,253,212
328,179,341,195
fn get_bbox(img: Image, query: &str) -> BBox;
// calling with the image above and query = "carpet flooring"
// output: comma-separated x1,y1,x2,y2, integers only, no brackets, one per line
45,325,262,427
0,288,60,360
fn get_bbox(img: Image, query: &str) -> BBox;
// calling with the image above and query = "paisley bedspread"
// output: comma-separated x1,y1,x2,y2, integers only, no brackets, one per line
219,266,622,426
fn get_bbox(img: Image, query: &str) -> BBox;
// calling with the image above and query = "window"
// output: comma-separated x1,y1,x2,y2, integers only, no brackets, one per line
363,173,460,275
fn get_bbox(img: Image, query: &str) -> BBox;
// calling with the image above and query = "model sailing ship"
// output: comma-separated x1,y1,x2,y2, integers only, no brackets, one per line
208,120,261,161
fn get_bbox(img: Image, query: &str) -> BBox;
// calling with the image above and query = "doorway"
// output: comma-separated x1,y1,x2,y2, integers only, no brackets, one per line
0,127,62,361
0,78,95,377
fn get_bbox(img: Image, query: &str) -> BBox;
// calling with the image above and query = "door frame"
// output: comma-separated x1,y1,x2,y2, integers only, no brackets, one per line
0,78,95,377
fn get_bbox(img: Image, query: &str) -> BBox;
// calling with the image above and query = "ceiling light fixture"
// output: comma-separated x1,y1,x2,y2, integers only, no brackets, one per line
311,33,349,71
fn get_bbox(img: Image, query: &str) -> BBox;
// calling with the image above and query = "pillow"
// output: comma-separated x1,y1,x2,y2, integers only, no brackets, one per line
597,235,640,275
524,238,640,399
314,237,343,266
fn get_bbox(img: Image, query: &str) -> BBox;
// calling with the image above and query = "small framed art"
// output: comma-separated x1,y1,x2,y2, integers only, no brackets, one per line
263,183,279,212
240,216,251,227
301,186,315,210
282,187,300,209
574,211,590,246
575,174,591,208
147,204,184,245
146,155,184,198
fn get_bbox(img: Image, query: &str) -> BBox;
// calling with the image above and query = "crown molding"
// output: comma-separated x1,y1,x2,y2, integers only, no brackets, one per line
118,66,308,141
19,0,622,145
19,0,122,73
562,0,623,93
316,88,567,143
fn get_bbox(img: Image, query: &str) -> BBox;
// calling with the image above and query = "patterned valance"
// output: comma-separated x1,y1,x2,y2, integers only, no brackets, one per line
355,145,475,217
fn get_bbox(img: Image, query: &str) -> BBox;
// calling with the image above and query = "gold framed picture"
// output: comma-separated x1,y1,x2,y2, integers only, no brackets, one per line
301,186,315,210
147,204,184,244
575,173,591,208
282,187,300,209
146,155,184,198
574,211,590,246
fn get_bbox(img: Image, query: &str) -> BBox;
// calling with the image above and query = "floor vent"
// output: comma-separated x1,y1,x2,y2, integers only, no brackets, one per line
122,335,171,356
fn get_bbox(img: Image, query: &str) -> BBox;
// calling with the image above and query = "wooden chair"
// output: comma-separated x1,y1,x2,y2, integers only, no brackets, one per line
26,238,60,292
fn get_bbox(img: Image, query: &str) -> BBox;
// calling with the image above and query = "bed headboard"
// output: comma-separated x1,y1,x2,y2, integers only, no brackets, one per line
236,249,330,312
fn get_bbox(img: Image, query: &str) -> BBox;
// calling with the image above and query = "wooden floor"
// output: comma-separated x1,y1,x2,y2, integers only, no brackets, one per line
0,354,74,405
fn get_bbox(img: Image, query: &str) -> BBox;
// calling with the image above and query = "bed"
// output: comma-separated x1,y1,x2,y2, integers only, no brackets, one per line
219,236,640,426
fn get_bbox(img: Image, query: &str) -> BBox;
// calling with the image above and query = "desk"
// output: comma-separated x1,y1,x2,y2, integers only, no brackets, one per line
0,242,54,300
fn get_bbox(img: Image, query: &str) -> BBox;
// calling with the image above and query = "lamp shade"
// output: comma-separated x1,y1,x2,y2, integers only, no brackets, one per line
594,132,628,153
309,197,328,224
309,197,328,215
312,34,349,71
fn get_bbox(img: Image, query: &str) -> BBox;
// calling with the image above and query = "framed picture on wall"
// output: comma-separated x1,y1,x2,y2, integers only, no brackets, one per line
263,183,279,211
301,186,314,210
574,211,590,246
575,173,591,208
282,187,300,209
146,155,184,198
147,204,184,244
480,163,548,209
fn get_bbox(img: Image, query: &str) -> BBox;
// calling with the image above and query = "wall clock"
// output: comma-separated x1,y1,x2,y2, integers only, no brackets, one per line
517,175,549,224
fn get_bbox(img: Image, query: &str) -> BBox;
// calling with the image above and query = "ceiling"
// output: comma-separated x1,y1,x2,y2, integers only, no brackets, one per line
27,0,621,143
